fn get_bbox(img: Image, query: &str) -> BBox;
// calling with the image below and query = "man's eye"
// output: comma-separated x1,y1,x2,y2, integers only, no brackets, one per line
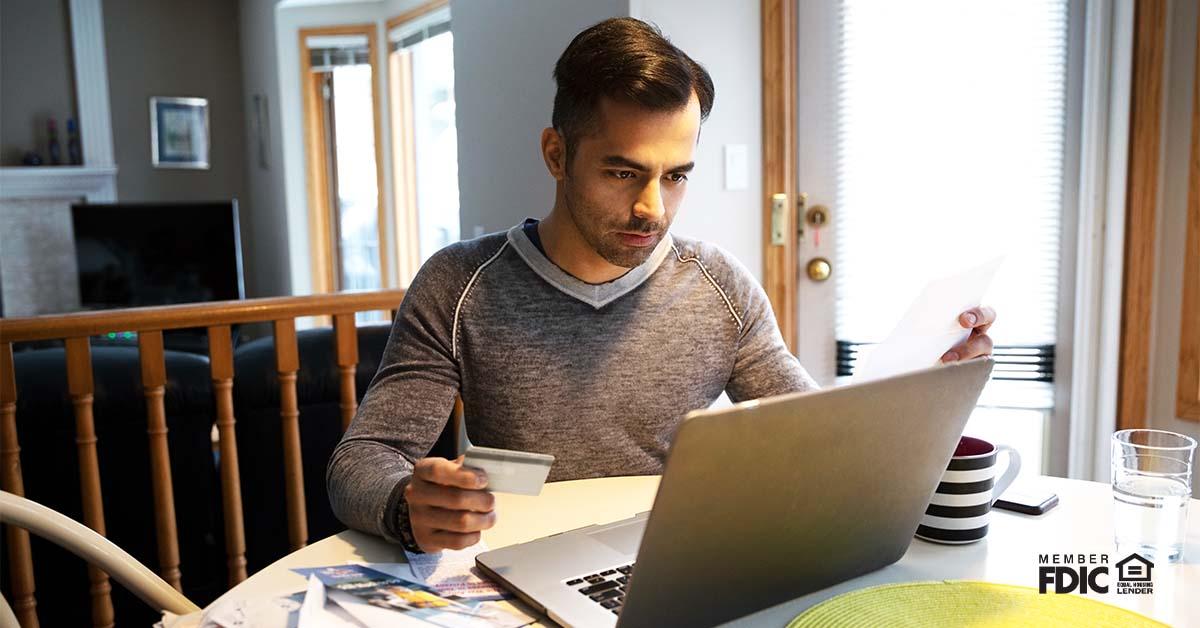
609,170,636,180
667,173,689,183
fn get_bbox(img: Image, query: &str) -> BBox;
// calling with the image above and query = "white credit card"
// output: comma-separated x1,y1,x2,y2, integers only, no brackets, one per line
462,445,554,496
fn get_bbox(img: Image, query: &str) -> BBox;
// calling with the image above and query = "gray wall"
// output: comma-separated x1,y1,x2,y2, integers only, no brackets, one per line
0,0,78,166
451,0,630,237
1148,0,1199,474
240,0,291,297
101,0,256,293
632,0,764,280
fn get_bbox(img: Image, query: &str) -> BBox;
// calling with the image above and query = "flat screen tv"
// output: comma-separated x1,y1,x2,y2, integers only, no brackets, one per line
71,201,245,310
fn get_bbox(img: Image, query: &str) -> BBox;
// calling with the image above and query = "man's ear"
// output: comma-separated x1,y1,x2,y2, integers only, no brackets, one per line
541,127,566,181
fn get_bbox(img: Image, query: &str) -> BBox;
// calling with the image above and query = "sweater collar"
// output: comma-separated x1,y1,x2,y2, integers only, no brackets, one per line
505,222,673,309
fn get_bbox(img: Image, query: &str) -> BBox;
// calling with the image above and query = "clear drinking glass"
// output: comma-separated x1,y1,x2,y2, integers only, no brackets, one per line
1111,429,1196,563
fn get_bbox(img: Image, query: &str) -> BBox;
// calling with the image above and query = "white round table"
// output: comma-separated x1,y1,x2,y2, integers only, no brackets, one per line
194,475,1199,626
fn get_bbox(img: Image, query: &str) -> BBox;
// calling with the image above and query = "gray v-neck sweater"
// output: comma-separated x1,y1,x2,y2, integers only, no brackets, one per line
327,223,818,542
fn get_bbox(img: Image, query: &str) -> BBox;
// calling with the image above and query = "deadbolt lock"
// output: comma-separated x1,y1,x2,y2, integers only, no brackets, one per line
806,205,830,228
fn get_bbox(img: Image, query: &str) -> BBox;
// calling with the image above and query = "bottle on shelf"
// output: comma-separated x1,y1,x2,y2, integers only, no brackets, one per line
47,118,62,165
67,118,82,165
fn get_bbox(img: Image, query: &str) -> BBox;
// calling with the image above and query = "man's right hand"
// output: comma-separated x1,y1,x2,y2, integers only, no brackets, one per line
405,456,496,552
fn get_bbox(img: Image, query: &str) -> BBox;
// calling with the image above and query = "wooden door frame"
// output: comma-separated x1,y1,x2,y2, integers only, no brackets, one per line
299,24,388,293
388,44,421,288
1116,1,1200,425
761,0,799,353
1116,0,1167,430
1176,8,1200,421
385,0,446,32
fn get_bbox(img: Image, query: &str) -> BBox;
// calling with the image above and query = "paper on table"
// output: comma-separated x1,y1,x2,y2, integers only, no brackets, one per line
194,593,301,628
298,575,364,628
404,542,510,600
292,564,531,628
324,586,530,628
324,589,434,628
855,258,1002,383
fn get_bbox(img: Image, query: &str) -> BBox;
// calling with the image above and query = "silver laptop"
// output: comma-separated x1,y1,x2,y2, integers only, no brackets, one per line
476,358,994,628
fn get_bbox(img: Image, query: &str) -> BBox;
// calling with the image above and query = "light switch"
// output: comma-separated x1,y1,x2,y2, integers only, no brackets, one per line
473,225,485,238
724,144,748,190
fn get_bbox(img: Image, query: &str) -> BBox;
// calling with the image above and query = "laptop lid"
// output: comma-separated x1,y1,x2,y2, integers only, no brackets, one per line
616,358,994,627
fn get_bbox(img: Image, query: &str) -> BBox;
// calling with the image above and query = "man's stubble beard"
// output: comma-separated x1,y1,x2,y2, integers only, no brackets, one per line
562,177,667,269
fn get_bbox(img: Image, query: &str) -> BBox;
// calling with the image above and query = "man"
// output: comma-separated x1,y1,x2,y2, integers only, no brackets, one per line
327,17,995,553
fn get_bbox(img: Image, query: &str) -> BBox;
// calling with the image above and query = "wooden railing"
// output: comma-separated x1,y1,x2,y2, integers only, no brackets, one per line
0,290,406,628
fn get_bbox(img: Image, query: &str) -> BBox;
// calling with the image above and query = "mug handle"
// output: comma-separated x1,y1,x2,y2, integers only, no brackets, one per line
991,445,1022,505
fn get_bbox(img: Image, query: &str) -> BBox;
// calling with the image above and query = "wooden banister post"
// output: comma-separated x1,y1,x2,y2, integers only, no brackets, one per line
1,342,39,627
63,337,115,628
207,326,248,585
274,319,308,551
333,314,359,432
137,331,183,591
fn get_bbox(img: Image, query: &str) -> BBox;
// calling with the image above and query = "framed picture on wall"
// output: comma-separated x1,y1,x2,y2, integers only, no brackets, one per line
150,97,210,169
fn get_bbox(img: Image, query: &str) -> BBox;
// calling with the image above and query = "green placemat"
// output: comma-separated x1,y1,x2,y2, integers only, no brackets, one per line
787,581,1166,628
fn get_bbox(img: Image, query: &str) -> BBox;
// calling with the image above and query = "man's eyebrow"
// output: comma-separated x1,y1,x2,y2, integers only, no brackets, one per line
600,155,695,173
600,155,648,171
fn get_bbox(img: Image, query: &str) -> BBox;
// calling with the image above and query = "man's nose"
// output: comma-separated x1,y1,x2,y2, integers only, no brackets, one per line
633,179,665,223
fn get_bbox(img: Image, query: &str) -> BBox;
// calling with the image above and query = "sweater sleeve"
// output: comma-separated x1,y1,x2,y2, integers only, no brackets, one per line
720,253,820,402
326,245,468,542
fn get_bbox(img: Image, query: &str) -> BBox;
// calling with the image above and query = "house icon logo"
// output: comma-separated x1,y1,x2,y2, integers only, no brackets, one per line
1114,553,1154,594
1116,553,1153,581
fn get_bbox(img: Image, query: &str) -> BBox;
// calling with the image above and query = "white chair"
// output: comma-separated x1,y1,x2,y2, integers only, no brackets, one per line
0,491,201,623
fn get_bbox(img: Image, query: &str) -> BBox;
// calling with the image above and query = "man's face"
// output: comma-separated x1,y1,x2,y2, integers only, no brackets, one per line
560,94,701,268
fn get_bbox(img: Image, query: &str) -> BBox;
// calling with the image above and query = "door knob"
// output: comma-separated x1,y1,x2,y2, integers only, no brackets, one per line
807,257,832,282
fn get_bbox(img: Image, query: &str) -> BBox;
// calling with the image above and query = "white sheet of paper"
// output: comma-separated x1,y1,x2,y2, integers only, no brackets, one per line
404,542,510,599
197,594,302,628
298,575,363,628
856,258,1002,382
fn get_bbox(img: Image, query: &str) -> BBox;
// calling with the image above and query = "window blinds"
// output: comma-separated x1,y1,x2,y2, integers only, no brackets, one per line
388,7,451,52
307,34,370,70
831,1,1069,406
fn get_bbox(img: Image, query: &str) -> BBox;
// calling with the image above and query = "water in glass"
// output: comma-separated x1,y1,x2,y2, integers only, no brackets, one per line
1112,475,1189,562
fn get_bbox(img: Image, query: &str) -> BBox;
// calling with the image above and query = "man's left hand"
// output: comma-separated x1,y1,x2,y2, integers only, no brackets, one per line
941,306,996,363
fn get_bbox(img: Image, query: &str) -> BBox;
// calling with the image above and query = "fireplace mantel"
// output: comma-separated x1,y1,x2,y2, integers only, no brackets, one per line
0,166,117,202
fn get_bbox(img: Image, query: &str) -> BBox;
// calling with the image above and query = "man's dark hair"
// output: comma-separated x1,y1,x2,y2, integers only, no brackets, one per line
551,17,715,167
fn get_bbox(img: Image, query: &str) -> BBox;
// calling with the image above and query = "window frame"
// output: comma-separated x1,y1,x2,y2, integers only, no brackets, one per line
299,24,388,294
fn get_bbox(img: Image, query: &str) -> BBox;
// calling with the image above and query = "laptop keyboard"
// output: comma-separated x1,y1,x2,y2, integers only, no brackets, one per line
564,563,635,615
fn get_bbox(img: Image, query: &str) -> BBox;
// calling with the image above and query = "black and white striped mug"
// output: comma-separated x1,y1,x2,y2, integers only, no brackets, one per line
916,436,1021,544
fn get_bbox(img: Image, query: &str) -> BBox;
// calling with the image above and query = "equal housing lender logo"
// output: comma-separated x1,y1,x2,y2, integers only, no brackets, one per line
1037,552,1154,595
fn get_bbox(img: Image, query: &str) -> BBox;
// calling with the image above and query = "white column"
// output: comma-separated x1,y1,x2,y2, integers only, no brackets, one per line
69,0,116,168
1067,0,1134,482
